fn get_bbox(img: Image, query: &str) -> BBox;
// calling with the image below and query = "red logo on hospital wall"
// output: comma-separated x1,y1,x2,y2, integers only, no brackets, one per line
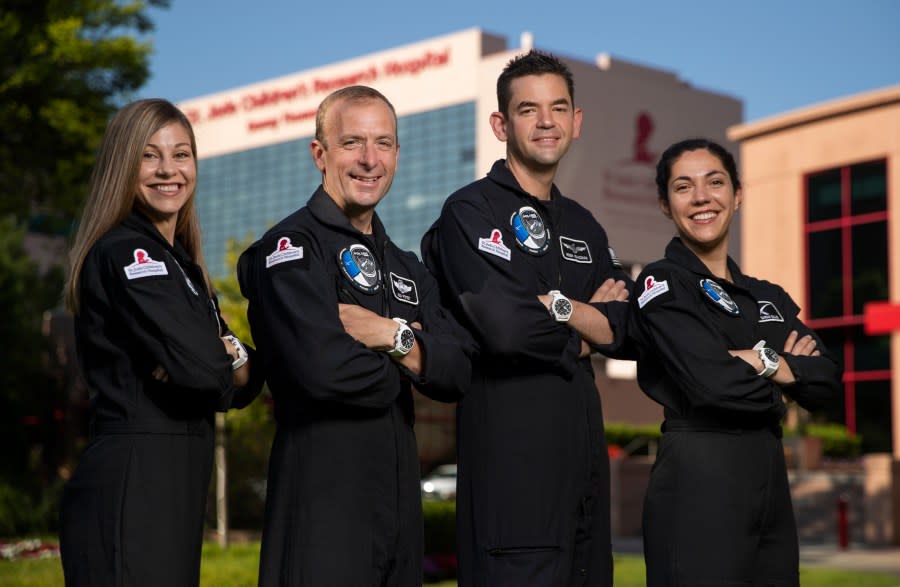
633,112,656,163
602,111,659,211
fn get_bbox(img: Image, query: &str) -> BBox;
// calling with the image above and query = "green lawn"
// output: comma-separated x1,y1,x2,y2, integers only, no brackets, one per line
2,543,898,586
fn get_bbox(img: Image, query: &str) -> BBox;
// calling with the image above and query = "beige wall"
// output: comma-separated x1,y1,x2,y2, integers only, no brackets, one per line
729,87,900,457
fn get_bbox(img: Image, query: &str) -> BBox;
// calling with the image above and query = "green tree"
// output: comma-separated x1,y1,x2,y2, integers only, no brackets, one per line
0,0,170,228
211,237,275,532
0,216,65,535
0,0,170,534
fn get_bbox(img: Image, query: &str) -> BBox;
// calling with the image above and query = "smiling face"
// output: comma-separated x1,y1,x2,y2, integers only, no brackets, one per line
135,122,196,241
660,148,742,257
491,73,582,173
310,97,399,229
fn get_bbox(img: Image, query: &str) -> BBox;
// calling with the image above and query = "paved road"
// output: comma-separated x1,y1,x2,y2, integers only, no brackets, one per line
613,537,900,577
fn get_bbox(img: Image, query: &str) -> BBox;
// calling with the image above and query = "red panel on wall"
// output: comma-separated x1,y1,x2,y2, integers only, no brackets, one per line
863,301,900,335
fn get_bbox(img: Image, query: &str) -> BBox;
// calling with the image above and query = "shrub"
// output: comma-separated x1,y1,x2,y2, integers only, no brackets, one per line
423,499,455,554
804,423,862,458
604,422,662,456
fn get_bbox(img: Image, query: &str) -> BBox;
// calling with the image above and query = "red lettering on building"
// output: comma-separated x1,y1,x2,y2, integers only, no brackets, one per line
184,108,202,125
248,118,279,132
242,83,310,111
312,66,379,94
192,44,453,127
208,101,237,120
383,48,450,76
283,109,316,124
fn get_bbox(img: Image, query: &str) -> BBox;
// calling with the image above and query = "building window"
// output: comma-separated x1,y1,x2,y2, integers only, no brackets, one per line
805,159,890,452
195,101,477,276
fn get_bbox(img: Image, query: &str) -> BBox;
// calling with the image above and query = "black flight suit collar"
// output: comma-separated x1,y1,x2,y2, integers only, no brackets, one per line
487,159,564,226
306,185,389,251
121,209,197,270
664,236,749,291
487,159,564,201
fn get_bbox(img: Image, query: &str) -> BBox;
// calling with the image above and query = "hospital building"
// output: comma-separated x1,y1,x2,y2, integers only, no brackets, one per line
177,29,900,543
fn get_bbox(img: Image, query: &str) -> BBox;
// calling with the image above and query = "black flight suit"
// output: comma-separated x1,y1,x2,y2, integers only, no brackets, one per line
237,188,473,587
630,237,841,587
421,160,631,587
60,211,262,587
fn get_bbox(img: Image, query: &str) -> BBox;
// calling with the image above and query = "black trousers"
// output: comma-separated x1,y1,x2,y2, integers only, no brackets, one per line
643,422,799,587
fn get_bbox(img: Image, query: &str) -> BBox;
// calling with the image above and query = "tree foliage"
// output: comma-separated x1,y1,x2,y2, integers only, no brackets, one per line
0,0,170,533
0,0,170,228
212,237,276,529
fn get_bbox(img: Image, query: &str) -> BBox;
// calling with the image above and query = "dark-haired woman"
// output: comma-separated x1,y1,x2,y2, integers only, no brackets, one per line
630,138,841,586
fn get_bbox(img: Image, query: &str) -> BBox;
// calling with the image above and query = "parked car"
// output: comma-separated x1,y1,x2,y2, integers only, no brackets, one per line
421,463,457,500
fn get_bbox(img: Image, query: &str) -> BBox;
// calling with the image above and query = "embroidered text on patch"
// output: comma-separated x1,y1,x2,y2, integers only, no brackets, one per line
124,249,168,280
559,236,592,263
758,301,784,323
638,275,669,308
266,237,304,268
390,272,419,305
478,229,512,261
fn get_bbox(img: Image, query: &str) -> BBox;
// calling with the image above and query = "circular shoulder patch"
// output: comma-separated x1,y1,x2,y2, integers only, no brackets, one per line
338,243,382,294
700,278,740,316
510,205,550,255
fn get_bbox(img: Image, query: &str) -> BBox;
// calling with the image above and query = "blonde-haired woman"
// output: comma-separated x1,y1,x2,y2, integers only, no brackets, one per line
60,99,260,586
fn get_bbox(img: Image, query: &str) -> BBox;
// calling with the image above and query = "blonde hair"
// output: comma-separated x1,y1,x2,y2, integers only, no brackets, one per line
64,98,211,314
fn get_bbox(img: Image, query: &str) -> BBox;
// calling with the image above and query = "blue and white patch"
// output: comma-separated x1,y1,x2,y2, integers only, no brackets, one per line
477,229,512,261
124,249,168,280
559,236,592,263
390,272,419,305
266,237,304,268
758,300,784,323
638,275,669,308
510,206,550,255
700,278,740,316
338,243,381,294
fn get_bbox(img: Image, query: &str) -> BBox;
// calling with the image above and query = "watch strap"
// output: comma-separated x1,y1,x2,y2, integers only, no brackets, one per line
225,335,248,371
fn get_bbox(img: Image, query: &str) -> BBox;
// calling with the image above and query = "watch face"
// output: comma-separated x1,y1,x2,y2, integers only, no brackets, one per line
763,348,779,364
554,298,573,317
399,328,415,351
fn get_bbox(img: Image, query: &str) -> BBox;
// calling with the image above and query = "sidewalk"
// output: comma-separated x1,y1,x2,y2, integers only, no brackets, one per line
799,542,900,576
612,537,900,577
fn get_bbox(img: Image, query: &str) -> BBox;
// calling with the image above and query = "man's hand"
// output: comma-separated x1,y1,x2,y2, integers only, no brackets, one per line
151,365,169,383
589,278,629,303
338,303,396,350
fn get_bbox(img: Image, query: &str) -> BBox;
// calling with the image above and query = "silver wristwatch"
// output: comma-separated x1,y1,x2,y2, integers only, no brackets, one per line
224,334,248,371
753,340,780,378
387,317,415,357
548,290,573,322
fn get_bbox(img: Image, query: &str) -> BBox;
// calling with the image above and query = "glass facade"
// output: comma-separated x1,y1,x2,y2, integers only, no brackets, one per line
196,101,477,277
805,159,891,452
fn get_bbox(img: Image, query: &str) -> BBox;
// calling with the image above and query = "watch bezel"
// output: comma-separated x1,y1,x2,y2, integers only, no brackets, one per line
548,290,573,322
757,346,780,378
388,318,415,357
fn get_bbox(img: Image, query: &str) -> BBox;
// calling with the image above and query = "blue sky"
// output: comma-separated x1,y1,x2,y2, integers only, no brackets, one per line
142,0,899,123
